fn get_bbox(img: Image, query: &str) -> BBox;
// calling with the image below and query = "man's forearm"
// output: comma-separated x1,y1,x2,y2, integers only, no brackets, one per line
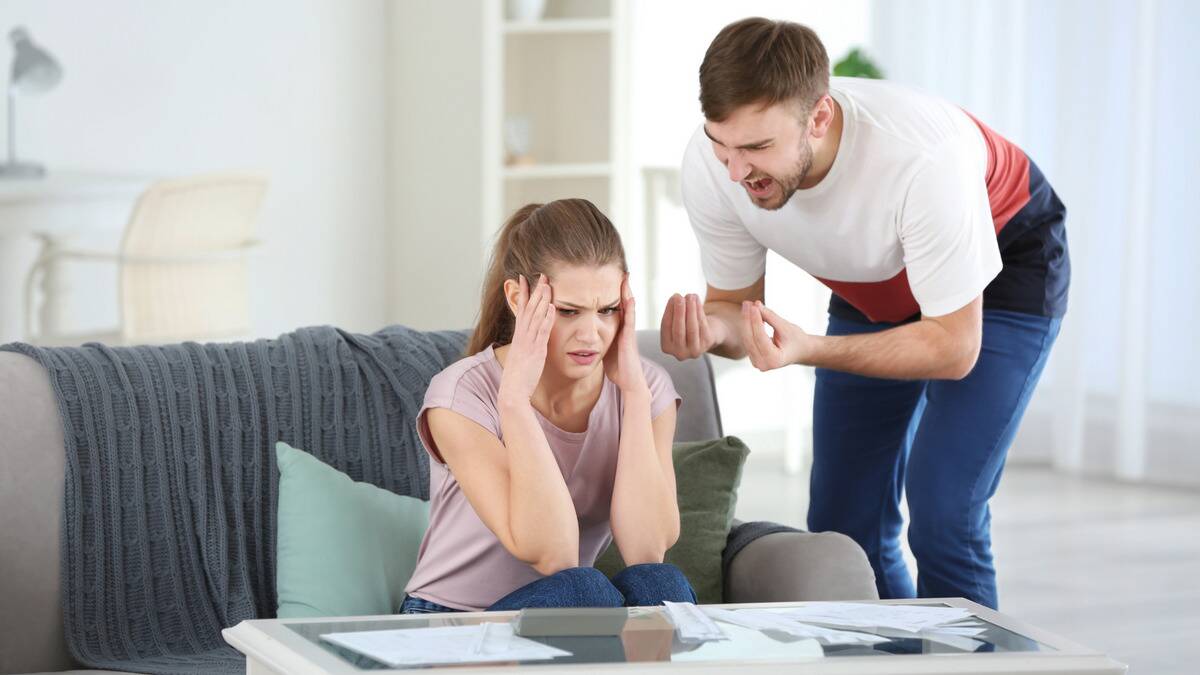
803,318,979,380
704,300,748,359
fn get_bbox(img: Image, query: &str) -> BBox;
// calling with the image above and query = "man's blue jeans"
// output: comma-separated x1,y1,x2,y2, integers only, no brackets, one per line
808,309,1061,610
399,563,696,614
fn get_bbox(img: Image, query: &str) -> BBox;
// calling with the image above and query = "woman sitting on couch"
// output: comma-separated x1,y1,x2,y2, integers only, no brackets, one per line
400,198,696,613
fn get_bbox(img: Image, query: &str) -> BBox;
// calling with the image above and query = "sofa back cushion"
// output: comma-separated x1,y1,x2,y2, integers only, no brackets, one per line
635,331,723,442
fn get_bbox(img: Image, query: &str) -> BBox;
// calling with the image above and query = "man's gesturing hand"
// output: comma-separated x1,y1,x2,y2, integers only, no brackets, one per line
741,300,814,372
659,292,715,361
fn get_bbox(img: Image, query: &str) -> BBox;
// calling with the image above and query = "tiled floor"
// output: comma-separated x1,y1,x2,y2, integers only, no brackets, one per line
735,455,1200,674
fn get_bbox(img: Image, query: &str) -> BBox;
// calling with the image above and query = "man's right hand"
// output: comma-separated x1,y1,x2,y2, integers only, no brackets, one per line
659,293,716,361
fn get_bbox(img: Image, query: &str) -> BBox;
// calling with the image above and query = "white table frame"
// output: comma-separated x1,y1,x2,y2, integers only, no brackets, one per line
222,598,1127,675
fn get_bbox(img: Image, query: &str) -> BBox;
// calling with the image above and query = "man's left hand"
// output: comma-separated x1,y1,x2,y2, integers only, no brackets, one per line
740,300,816,371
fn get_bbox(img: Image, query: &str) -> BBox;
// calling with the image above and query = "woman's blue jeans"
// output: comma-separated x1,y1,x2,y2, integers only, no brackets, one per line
399,563,696,614
808,309,1061,610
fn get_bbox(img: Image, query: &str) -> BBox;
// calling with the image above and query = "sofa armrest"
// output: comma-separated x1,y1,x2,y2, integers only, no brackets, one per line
722,521,879,604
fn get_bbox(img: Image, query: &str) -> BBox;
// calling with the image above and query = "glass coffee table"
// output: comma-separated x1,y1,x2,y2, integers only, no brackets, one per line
222,598,1127,674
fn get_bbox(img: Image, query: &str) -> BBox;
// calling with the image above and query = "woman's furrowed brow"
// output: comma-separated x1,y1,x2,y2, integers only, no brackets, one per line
556,299,621,309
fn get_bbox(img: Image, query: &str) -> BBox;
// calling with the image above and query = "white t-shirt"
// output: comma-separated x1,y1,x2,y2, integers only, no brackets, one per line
681,77,1004,322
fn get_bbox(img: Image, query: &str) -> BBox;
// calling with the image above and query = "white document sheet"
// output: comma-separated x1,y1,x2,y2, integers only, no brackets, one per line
767,603,977,633
663,601,729,643
320,622,570,667
702,607,889,646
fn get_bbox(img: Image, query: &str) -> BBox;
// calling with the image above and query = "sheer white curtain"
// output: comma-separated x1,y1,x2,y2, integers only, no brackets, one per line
868,0,1200,485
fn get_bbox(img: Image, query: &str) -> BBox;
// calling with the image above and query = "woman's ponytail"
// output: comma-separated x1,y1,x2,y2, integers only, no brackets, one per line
465,203,541,355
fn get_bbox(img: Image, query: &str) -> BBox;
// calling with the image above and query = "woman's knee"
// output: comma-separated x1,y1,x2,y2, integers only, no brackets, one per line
611,562,697,605
548,567,624,607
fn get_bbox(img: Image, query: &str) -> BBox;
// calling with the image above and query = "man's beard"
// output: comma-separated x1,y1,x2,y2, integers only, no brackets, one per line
751,141,814,211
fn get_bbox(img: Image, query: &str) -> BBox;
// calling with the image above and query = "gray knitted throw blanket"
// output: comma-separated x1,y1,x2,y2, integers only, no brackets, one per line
2,325,467,675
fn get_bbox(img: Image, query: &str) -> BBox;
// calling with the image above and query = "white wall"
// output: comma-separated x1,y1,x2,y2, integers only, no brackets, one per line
0,0,391,338
387,0,487,332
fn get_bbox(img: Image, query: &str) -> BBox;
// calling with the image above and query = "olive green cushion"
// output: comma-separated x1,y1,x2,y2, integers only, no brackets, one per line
593,436,750,604
274,441,430,618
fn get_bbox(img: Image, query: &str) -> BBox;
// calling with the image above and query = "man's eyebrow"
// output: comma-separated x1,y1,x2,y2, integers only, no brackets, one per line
702,125,773,150
556,299,622,310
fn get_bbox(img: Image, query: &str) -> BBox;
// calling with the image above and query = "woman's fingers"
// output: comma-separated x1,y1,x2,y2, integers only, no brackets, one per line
517,276,535,337
529,275,549,324
535,296,555,345
516,274,529,317
519,274,545,338
623,297,636,343
618,276,633,338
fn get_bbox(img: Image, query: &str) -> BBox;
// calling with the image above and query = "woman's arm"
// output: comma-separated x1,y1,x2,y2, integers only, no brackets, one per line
605,275,681,564
609,398,680,564
428,404,579,576
427,274,579,576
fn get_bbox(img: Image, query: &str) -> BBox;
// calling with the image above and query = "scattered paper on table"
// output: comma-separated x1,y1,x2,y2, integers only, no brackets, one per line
702,603,989,649
702,607,888,646
663,601,728,643
769,602,978,634
930,626,987,637
321,622,570,667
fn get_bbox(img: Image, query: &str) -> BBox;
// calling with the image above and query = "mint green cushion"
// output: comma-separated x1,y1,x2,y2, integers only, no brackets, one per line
593,436,750,604
275,441,430,618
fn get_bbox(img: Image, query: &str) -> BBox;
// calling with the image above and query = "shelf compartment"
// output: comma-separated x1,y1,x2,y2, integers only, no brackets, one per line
504,19,612,35
504,32,611,166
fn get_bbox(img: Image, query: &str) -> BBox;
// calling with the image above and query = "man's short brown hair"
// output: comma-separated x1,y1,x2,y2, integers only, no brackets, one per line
699,17,830,122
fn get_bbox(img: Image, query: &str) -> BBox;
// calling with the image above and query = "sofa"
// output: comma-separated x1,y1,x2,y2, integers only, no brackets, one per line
0,328,876,675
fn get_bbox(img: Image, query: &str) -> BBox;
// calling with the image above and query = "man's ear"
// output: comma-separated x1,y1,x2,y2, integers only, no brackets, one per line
810,94,836,139
503,277,521,317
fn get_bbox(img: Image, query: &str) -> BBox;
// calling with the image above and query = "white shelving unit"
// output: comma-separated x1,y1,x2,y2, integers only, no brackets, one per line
482,0,630,255
502,18,613,34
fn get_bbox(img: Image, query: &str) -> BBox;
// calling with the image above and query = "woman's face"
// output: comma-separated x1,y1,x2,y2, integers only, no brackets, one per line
542,262,624,381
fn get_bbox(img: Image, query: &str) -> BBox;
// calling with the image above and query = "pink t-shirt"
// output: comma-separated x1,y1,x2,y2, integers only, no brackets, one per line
404,345,680,611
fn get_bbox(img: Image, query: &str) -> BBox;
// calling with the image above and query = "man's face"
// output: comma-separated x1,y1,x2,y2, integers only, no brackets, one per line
704,100,813,211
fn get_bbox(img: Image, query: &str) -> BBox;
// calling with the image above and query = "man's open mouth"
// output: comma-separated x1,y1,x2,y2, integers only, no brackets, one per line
745,176,774,196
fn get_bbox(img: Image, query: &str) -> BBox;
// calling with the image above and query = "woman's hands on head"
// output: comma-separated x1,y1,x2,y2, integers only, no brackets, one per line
498,274,556,403
604,275,648,395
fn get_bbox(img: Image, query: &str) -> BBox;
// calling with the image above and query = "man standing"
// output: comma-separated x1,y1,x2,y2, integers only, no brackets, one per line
660,18,1068,609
